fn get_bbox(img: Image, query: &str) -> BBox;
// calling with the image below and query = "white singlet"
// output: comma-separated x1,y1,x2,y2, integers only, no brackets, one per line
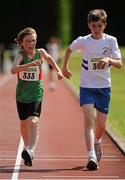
70,33,121,88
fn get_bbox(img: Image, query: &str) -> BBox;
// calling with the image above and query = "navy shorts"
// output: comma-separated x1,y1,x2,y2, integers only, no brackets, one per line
80,87,111,114
16,101,42,120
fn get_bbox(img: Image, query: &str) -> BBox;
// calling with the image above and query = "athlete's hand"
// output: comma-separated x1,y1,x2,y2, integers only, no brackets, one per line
57,71,63,80
62,67,72,79
96,57,109,69
32,59,42,66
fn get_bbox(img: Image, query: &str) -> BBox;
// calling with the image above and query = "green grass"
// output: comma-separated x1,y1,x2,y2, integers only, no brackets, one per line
61,49,125,140
109,66,125,139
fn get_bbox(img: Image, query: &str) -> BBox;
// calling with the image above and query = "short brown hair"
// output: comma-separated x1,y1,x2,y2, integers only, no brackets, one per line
15,27,37,47
87,9,107,24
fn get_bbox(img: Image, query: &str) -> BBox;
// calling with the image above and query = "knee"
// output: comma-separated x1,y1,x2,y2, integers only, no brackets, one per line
30,117,39,126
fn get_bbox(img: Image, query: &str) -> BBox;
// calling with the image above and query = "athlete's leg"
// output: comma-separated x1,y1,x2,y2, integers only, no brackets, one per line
82,104,96,152
82,104,98,170
21,116,39,166
20,119,30,147
94,111,108,162
95,110,107,141
29,116,39,152
95,88,110,142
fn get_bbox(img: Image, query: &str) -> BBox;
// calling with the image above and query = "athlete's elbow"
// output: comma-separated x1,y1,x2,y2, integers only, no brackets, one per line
116,63,122,69
118,60,123,68
11,68,16,74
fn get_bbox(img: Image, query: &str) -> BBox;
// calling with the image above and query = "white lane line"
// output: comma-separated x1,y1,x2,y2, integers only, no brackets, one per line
1,179,121,180
39,159,121,162
35,155,121,158
0,73,12,88
1,154,122,161
0,73,22,180
0,158,122,162
11,137,24,180
0,154,121,158
42,175,119,179
38,179,121,180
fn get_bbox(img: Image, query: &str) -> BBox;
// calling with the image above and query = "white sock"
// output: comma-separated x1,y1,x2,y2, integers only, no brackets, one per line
88,149,96,158
95,138,102,144
24,146,29,150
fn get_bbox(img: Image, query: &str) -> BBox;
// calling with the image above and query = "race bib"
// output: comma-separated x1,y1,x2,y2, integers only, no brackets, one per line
88,58,108,71
19,66,40,81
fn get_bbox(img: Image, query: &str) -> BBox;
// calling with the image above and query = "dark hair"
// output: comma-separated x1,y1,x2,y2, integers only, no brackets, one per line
15,27,37,47
87,9,107,24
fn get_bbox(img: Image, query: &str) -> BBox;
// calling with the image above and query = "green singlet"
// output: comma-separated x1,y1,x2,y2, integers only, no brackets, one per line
16,49,44,103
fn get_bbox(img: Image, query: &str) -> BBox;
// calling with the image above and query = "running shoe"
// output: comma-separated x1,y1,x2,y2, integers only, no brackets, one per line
86,157,98,170
21,148,34,166
94,143,103,162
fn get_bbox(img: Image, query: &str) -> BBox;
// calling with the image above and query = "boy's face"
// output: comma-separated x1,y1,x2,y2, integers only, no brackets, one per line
88,20,106,39
21,34,37,51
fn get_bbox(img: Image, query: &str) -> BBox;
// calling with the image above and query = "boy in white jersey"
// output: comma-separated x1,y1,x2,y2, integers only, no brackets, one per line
62,9,122,170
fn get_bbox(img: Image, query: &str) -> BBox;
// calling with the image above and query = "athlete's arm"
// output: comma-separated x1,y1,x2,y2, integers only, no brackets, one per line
108,58,122,68
11,53,41,74
62,47,72,79
39,48,63,80
96,57,122,69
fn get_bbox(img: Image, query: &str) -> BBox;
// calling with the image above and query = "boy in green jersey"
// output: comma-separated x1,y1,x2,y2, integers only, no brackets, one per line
11,27,63,166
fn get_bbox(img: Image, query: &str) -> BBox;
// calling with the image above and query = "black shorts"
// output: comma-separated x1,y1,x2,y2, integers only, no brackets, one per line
16,101,42,120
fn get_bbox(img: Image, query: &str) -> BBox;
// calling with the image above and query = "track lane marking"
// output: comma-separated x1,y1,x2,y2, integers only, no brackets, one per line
42,175,120,179
11,137,24,180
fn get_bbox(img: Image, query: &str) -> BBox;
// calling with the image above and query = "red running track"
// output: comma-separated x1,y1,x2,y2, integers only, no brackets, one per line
0,73,125,180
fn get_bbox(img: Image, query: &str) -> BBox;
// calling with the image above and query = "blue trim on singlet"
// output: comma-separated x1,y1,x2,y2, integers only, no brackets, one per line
83,59,88,64
82,64,88,70
82,59,88,70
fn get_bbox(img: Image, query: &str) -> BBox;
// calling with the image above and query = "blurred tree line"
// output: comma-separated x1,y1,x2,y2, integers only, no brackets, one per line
0,0,124,48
